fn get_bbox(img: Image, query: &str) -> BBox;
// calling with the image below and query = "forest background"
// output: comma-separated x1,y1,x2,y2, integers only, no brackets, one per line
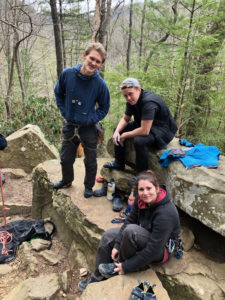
0,0,224,155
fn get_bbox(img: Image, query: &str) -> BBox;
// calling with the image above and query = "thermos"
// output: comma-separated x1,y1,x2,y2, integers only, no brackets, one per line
107,178,115,200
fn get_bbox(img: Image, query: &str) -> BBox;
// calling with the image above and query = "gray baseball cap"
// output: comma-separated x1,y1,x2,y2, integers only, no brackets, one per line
120,78,140,89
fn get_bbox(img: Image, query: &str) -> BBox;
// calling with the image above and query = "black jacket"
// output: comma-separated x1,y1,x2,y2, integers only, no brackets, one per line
114,186,180,273
126,89,178,148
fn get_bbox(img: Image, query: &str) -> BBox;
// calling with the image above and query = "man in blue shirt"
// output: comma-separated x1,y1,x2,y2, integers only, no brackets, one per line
53,42,110,198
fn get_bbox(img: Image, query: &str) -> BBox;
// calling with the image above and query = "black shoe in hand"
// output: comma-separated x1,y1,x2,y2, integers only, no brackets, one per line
98,262,117,278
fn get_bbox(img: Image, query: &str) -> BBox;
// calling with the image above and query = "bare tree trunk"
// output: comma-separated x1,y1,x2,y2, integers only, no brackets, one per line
174,0,196,126
126,0,133,74
139,0,146,68
92,0,112,45
15,29,26,100
50,0,63,78
59,0,66,68
3,2,33,119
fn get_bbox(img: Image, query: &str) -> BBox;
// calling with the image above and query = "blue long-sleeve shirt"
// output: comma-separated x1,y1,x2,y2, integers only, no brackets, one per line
54,64,110,126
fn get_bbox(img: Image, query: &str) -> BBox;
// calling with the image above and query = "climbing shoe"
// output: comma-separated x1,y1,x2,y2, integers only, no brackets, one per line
84,187,93,198
93,186,107,197
78,277,98,291
129,279,157,300
128,176,137,187
103,161,125,171
98,262,117,278
53,181,72,190
112,194,124,212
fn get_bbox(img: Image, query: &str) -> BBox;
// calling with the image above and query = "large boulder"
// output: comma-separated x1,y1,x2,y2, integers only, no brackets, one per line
103,138,225,237
81,269,170,300
3,273,61,300
0,124,59,173
32,158,225,300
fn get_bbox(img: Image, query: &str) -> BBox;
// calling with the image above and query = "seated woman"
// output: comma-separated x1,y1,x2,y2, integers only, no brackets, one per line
78,170,181,291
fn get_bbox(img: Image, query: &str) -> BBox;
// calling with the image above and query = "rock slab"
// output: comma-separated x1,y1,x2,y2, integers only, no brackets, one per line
3,273,61,300
0,124,59,172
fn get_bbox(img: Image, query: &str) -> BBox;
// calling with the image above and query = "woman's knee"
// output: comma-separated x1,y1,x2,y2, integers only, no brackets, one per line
101,228,119,245
122,224,140,240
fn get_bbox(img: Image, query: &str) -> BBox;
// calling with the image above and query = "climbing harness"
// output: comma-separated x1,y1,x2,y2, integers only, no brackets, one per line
63,122,81,142
0,170,12,256
166,237,183,259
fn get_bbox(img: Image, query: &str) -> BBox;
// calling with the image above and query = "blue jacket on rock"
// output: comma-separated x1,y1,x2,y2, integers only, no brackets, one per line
54,64,110,126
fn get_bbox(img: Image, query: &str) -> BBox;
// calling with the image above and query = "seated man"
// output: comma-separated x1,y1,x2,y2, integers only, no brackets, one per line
104,78,177,184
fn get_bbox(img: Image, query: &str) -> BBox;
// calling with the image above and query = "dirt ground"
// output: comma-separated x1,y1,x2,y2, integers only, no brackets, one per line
0,171,86,299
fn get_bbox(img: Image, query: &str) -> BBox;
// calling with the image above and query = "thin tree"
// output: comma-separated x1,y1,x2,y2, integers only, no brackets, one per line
49,0,63,78
126,0,133,74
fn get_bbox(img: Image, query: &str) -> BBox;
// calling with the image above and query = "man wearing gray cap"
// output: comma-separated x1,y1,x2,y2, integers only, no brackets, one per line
104,78,177,185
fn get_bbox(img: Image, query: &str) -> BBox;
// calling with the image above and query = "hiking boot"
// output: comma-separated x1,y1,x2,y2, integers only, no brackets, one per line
112,194,124,212
93,186,107,197
78,277,97,291
103,161,125,171
98,262,117,278
84,187,93,198
53,181,72,190
128,176,137,186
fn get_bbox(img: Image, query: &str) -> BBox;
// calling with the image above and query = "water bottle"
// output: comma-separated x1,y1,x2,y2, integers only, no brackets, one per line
107,178,115,200
127,188,135,211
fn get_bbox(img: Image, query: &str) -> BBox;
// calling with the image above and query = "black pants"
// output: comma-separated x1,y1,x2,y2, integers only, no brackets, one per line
60,124,98,189
92,224,164,281
114,122,156,172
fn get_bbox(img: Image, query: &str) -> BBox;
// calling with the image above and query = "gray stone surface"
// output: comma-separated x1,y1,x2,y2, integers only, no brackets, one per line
31,238,51,251
81,269,170,300
32,157,225,300
38,249,64,265
0,124,59,172
153,250,225,300
2,273,61,300
0,264,12,275
18,242,38,275
61,269,72,293
104,137,225,237
180,226,195,251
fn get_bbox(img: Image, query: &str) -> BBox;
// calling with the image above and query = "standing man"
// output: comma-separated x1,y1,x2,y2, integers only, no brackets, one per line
54,42,110,198
104,78,177,185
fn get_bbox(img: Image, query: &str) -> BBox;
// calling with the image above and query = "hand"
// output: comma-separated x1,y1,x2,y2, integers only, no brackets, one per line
114,262,124,275
111,248,119,261
118,133,126,146
112,132,121,146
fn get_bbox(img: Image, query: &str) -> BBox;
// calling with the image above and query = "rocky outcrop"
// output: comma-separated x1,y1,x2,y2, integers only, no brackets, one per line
3,273,61,300
154,251,225,300
0,168,32,217
32,158,225,300
81,269,170,300
103,138,225,237
0,124,59,172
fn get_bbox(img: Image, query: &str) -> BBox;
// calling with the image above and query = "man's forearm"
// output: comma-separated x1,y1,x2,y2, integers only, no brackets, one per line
115,116,130,133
